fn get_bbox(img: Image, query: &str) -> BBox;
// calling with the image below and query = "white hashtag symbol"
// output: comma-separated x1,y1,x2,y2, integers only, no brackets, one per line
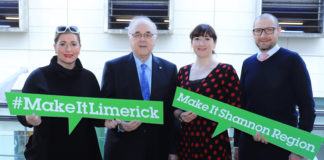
12,97,23,109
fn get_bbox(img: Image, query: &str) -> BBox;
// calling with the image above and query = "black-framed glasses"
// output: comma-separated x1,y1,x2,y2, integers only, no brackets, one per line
56,25,80,33
130,32,155,39
253,27,276,36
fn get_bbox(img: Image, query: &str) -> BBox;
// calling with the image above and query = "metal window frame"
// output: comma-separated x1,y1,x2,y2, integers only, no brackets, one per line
104,0,174,34
0,0,28,32
257,0,324,38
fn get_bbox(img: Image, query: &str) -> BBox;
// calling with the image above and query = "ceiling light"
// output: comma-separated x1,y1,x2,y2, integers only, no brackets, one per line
279,22,303,25
116,18,133,22
5,16,19,20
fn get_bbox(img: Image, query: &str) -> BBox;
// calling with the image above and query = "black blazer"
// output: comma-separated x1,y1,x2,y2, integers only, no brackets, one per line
101,53,178,160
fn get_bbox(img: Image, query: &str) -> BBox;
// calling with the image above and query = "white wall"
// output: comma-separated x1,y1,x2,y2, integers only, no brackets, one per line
0,0,323,97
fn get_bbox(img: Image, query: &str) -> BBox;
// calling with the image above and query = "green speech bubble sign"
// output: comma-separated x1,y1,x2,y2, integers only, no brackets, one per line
6,92,163,134
172,87,324,160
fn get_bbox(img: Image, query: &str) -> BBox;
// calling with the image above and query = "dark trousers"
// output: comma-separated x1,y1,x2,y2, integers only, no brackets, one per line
238,133,290,160
104,128,168,160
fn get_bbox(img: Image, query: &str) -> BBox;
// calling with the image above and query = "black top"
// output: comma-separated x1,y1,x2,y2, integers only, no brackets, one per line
17,56,103,160
241,48,315,132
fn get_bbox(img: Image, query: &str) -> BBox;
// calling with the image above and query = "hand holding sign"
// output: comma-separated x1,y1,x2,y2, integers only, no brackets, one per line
26,113,42,126
179,111,197,123
119,120,142,132
289,153,307,160
253,132,268,144
104,119,142,132
104,119,121,129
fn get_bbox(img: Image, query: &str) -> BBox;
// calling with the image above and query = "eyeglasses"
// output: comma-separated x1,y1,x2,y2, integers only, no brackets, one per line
56,25,80,33
130,32,155,39
253,27,276,36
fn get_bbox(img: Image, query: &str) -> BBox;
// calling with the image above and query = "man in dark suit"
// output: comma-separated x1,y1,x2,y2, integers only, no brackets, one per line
101,16,178,160
235,13,315,160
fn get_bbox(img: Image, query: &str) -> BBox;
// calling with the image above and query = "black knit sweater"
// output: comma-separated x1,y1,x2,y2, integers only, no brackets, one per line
17,56,103,160
237,48,315,159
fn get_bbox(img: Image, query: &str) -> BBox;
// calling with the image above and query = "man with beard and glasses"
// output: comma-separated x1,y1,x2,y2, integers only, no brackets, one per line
235,13,315,160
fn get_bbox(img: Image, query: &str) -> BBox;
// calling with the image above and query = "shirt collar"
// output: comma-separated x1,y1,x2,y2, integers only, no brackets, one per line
257,44,280,58
133,54,152,71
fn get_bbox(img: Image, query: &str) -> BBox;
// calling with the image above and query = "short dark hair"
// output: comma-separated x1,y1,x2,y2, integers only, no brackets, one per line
190,24,217,54
190,24,217,42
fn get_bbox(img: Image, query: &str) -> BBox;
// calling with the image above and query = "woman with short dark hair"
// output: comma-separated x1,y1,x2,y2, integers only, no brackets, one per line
174,24,242,160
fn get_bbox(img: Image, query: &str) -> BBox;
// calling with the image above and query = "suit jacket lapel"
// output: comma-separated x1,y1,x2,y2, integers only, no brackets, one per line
126,53,143,100
151,55,162,100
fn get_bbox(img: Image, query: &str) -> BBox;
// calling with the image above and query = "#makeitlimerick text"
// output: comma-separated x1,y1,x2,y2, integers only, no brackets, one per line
13,96,160,119
6,92,164,134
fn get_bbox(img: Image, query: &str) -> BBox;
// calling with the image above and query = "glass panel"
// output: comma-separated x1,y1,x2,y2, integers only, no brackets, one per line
95,127,106,158
315,97,324,110
0,121,30,160
0,122,106,159
0,105,107,159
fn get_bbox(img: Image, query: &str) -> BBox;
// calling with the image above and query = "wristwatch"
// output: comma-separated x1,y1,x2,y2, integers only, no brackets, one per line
117,124,125,132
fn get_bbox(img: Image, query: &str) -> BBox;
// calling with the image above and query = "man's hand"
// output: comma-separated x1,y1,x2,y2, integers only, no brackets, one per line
105,119,121,129
234,147,239,160
168,154,178,160
252,132,268,144
119,120,141,132
26,113,42,126
180,111,197,123
289,153,307,160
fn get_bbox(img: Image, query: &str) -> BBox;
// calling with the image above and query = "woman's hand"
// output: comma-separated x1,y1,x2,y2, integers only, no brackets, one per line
26,113,42,126
180,111,198,123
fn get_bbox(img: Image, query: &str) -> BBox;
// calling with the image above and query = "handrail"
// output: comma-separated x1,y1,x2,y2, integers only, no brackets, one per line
0,115,17,121
314,124,324,130
0,103,7,108
2,115,323,129
316,110,324,116
1,104,324,128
